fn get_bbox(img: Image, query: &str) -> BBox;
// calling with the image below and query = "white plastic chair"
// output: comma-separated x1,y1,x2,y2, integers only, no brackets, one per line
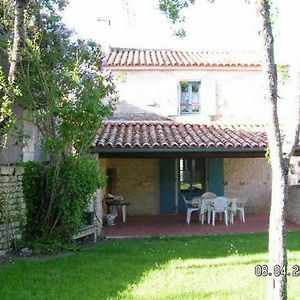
199,192,217,224
211,196,229,226
182,195,200,224
230,197,247,224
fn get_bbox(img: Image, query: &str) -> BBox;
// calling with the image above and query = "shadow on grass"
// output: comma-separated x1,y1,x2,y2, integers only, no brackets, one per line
0,231,300,300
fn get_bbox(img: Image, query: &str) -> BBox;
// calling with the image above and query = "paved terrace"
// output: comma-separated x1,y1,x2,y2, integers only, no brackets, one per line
101,214,300,238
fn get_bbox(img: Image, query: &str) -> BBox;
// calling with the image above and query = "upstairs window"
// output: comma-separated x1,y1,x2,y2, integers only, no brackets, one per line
180,81,201,114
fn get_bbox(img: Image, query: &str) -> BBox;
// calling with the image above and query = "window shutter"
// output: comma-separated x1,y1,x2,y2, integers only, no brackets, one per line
208,158,224,196
160,159,176,214
200,80,217,115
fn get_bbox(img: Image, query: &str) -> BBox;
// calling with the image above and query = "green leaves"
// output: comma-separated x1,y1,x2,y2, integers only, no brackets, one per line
0,66,18,146
13,1,117,161
159,0,195,24
22,156,103,241
159,0,196,37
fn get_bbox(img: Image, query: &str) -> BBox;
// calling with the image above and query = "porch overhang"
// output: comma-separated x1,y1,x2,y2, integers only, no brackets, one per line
91,121,300,158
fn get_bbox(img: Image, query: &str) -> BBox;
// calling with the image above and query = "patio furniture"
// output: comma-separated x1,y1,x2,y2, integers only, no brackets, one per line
105,194,130,223
183,195,201,224
210,196,229,226
230,197,247,224
199,192,217,224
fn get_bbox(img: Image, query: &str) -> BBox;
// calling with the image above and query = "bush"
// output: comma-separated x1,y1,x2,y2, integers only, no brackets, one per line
26,238,79,255
22,156,104,242
22,161,43,240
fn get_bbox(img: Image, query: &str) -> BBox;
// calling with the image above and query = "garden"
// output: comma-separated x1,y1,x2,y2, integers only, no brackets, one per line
1,231,300,300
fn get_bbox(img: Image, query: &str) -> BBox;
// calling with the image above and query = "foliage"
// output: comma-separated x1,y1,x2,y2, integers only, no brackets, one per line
0,0,25,150
159,0,195,36
17,1,116,160
58,156,104,235
1,0,116,246
0,1,13,148
0,66,20,149
159,0,195,24
0,232,300,299
22,156,104,241
26,237,79,254
21,161,43,239
277,64,289,82
1,0,117,158
159,0,215,36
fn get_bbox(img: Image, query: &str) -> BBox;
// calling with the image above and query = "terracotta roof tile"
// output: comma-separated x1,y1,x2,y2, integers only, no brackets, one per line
104,47,261,69
92,121,269,151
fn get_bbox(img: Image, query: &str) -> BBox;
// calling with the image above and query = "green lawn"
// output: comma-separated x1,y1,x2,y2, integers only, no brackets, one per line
1,232,300,300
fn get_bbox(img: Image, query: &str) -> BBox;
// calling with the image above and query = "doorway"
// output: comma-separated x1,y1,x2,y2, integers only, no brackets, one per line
178,158,206,213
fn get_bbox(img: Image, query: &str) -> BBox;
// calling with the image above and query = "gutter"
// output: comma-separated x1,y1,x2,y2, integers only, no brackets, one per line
90,146,269,158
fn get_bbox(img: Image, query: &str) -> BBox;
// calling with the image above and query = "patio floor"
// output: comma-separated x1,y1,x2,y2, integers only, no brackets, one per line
101,213,300,238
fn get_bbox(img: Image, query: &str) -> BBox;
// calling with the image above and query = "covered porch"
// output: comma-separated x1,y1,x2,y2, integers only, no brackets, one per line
101,213,300,238
92,121,300,236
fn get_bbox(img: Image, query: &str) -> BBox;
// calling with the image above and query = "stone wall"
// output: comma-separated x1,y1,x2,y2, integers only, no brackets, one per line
101,158,160,216
101,157,272,216
112,69,267,124
287,186,300,224
0,166,26,254
224,158,272,213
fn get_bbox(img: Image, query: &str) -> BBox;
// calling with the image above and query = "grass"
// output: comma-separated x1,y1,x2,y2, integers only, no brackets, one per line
0,231,300,300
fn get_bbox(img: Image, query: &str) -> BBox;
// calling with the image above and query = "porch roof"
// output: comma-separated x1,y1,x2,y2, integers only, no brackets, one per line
91,121,278,158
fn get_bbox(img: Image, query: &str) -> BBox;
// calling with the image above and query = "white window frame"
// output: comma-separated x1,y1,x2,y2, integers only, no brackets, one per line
179,81,201,115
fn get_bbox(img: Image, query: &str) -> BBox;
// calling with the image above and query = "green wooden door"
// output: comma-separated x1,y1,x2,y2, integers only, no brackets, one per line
160,159,176,214
208,158,224,196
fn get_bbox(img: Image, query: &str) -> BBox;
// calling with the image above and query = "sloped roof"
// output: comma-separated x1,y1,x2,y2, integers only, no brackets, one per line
104,47,261,69
92,121,267,153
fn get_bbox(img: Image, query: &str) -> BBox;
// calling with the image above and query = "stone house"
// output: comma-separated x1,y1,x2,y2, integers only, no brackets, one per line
91,47,298,217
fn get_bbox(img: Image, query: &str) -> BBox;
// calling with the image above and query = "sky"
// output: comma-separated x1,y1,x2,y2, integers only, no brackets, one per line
61,0,300,61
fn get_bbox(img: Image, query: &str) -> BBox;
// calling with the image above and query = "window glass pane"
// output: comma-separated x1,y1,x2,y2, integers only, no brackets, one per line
179,158,205,194
191,82,200,92
191,92,200,112
180,82,189,113
192,160,204,191
179,159,191,191
180,81,200,114
181,82,188,92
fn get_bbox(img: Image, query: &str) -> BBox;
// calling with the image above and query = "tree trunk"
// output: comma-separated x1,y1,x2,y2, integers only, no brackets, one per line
256,1,290,299
8,0,27,83
0,0,27,149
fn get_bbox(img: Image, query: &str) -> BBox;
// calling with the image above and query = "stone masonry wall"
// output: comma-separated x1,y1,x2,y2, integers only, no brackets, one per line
0,166,26,255
287,186,300,224
224,158,272,213
101,158,160,216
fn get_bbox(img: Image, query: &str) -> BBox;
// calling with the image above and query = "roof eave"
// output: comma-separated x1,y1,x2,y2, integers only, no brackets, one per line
103,65,262,71
91,146,269,158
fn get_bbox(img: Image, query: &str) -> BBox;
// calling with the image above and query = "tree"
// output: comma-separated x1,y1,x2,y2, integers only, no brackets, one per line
8,0,27,83
1,0,117,241
159,0,300,299
0,0,27,149
256,1,299,299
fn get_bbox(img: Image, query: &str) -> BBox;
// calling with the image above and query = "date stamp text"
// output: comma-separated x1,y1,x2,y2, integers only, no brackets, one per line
255,264,300,277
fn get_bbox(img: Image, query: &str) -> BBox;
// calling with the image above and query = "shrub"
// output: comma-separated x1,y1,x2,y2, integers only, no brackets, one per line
22,156,104,242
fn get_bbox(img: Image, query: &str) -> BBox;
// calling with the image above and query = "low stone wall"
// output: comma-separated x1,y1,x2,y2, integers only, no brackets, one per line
287,186,300,224
0,166,26,254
